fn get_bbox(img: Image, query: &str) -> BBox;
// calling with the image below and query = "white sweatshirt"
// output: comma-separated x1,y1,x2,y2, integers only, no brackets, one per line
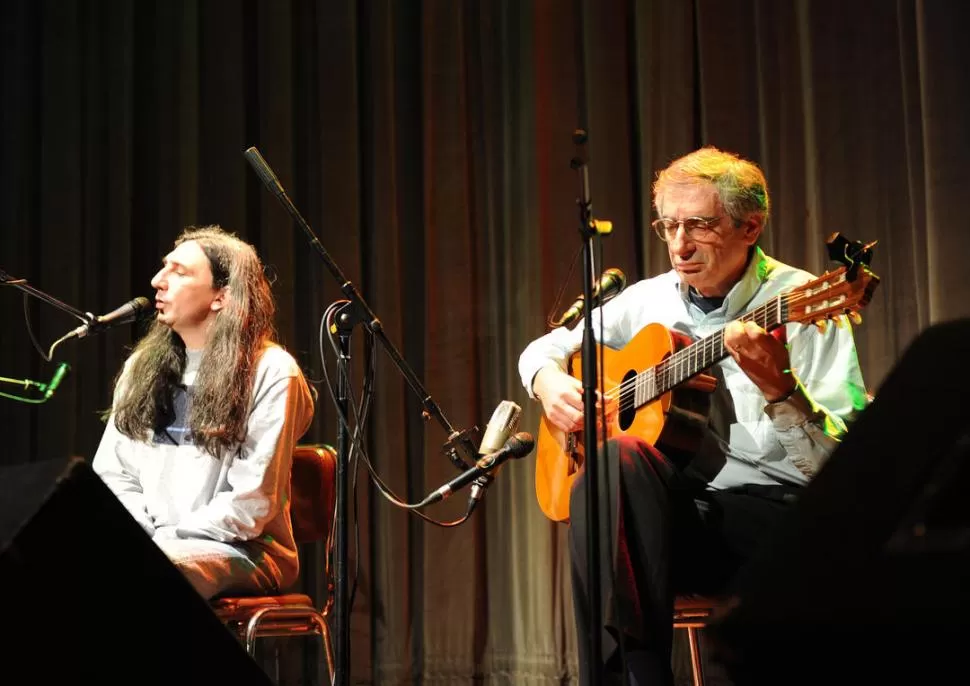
93,344,315,590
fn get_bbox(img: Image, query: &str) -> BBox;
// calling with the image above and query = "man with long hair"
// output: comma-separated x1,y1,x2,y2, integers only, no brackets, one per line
93,225,315,599
519,147,869,684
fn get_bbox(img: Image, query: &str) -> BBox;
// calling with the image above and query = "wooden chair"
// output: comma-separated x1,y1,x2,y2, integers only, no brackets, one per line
673,595,725,686
211,444,337,681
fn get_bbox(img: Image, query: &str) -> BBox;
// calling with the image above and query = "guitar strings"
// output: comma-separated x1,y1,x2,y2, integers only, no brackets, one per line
602,279,847,407
604,294,779,403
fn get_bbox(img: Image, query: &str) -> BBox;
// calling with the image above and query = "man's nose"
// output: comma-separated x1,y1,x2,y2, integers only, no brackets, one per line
668,225,694,254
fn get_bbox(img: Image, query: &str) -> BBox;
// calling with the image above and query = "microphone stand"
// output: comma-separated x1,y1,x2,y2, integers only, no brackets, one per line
0,267,93,325
243,148,479,686
572,130,610,686
0,267,99,360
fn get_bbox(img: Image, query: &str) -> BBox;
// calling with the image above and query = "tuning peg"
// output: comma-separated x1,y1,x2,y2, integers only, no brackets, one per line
848,311,863,325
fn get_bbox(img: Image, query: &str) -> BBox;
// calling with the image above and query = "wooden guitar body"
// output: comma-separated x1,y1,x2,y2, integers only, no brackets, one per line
534,323,713,523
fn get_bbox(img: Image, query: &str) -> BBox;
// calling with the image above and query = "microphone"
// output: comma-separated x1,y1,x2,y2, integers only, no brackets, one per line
42,362,71,400
466,400,523,508
478,400,522,454
551,268,627,328
68,296,154,339
423,431,535,506
243,147,287,201
243,146,316,241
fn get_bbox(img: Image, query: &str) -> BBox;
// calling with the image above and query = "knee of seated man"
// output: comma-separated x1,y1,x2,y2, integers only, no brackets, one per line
155,538,242,566
569,436,661,497
608,435,662,471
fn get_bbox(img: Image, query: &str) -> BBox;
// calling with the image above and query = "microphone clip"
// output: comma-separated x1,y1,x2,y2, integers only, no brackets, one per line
68,311,120,340
442,426,481,471
69,312,102,339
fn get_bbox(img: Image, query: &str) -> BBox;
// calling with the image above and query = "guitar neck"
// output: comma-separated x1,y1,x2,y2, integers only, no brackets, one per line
637,295,788,403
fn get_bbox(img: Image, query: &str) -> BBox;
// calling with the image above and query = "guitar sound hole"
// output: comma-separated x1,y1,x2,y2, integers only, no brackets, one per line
618,369,637,430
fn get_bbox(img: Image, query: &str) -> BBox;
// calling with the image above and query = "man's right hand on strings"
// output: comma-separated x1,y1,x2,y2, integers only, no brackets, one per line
533,366,587,433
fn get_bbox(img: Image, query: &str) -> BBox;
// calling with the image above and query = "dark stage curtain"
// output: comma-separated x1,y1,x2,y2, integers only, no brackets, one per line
1,1,967,683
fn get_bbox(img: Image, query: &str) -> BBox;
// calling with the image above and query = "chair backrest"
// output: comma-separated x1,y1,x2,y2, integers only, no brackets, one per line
289,444,337,545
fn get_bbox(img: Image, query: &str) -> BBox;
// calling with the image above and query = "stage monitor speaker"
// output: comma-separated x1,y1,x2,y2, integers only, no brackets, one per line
709,318,970,684
0,456,272,685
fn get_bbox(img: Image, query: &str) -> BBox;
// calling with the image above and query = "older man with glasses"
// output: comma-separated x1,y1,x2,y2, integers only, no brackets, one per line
519,147,869,685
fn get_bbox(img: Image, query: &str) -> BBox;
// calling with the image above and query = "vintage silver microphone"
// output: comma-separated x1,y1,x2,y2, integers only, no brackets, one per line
421,431,534,507
467,400,523,508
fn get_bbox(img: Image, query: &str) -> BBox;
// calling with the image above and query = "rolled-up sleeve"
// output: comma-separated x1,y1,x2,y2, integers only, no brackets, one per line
764,319,869,477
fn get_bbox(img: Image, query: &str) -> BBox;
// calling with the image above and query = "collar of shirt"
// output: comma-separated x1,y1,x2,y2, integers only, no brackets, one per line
676,246,774,319
185,349,203,373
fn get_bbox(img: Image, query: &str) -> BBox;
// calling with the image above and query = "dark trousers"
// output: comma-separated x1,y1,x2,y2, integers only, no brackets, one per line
569,436,799,685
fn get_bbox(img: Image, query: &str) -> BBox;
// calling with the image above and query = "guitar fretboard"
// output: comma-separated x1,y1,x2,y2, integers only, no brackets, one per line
629,295,787,407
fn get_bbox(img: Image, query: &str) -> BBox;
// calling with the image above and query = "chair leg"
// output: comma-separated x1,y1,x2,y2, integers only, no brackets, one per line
237,607,333,684
299,614,334,685
687,627,705,686
246,606,279,654
319,618,335,685
273,642,281,684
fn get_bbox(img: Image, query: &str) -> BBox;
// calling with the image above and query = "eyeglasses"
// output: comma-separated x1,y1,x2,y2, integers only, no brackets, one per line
651,216,724,242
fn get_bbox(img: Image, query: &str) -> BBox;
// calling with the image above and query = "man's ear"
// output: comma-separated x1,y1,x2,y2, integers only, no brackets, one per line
742,213,765,245
210,287,229,312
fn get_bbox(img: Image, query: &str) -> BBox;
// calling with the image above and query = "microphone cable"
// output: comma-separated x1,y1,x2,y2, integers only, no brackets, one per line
315,301,478,623
317,301,474,526
545,244,585,330
0,279,57,363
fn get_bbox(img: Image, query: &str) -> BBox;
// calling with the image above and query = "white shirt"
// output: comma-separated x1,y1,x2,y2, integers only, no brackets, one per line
518,247,868,489
93,344,315,588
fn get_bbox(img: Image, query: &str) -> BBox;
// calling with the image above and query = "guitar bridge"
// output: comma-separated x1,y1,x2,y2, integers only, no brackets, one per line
566,433,579,475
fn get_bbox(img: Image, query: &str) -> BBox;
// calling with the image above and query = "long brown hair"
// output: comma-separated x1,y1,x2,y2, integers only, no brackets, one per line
111,226,277,459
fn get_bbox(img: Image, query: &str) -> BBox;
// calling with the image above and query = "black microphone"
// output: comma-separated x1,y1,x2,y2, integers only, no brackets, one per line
243,147,287,201
42,362,71,400
551,268,627,328
68,296,154,339
466,400,523,508
243,147,317,240
423,431,535,507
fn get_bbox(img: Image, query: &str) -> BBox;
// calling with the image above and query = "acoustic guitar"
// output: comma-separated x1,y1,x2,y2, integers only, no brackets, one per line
534,234,880,522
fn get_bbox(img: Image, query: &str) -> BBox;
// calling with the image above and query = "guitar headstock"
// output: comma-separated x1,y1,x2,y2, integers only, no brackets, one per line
826,232,876,281
786,234,881,328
